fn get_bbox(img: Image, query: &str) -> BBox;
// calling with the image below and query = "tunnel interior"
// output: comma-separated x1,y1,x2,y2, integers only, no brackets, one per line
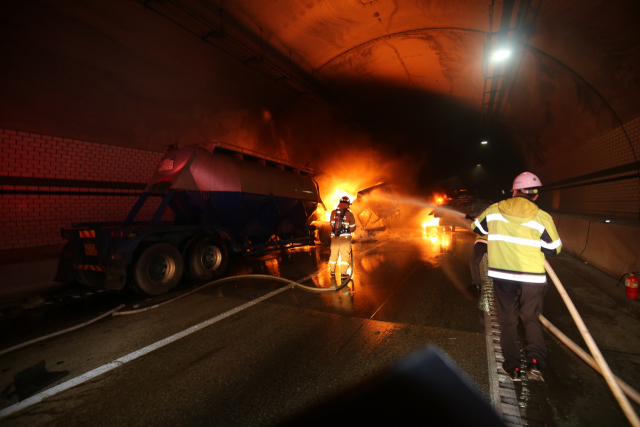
2,1,640,425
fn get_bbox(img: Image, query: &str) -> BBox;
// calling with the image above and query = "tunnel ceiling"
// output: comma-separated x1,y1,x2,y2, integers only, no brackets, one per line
223,0,640,167
2,0,640,193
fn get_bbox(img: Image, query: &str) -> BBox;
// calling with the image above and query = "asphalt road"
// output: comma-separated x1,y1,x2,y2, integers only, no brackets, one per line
1,228,639,426
0,229,491,426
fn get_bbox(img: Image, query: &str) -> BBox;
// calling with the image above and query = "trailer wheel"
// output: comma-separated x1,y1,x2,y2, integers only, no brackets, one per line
185,236,228,281
133,243,184,295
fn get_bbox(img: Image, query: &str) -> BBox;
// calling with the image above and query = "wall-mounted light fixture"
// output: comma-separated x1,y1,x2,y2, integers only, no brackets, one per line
492,49,511,61
481,141,488,145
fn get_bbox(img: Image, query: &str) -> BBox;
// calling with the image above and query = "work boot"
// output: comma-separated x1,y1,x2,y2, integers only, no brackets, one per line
502,362,521,382
526,363,544,382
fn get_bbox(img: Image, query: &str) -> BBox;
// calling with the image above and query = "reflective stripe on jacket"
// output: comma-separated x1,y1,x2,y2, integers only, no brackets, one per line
471,196,562,283
330,209,357,237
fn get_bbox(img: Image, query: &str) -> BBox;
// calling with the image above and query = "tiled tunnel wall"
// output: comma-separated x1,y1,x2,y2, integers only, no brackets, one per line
2,115,640,254
538,114,640,219
0,129,171,251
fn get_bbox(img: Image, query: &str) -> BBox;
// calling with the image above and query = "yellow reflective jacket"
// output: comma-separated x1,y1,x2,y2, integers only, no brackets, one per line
471,197,562,283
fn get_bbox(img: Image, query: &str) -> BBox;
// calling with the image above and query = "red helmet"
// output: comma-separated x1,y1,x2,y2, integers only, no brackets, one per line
512,172,542,194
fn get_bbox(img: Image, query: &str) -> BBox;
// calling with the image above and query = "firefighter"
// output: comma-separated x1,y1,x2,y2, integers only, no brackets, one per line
329,196,357,280
471,172,562,382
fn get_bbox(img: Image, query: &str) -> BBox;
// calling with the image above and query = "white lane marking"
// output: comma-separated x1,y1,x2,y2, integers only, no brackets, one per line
0,241,388,419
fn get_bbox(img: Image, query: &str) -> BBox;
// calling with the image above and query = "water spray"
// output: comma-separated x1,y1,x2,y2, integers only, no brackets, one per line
381,195,470,218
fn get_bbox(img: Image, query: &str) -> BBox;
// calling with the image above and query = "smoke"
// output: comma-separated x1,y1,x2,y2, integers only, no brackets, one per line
174,103,428,221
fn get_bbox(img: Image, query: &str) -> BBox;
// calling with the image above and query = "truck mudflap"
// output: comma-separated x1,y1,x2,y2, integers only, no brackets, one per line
54,242,76,282
56,232,127,290
104,260,127,290
73,260,126,290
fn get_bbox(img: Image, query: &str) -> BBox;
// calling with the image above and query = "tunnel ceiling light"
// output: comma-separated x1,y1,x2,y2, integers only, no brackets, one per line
605,219,611,223
481,141,488,145
477,164,481,167
493,49,511,61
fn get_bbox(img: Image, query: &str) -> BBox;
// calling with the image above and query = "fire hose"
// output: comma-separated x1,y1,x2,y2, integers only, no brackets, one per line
456,211,640,426
0,251,355,356
543,259,640,426
113,250,354,316
377,196,639,423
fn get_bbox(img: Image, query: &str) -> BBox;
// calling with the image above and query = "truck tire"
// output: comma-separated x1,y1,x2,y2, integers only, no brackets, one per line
185,236,228,281
133,243,184,295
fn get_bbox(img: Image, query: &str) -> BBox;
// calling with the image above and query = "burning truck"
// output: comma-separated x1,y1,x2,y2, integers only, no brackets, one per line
55,141,320,296
429,189,492,231
313,182,401,245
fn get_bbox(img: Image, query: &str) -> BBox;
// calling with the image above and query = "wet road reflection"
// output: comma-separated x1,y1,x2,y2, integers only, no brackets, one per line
213,228,484,335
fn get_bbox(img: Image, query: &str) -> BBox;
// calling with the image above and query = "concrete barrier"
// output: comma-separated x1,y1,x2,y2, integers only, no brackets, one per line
581,223,640,278
550,212,640,278
551,215,590,258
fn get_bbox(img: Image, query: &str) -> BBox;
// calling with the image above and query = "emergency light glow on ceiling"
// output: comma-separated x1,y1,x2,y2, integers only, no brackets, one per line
493,49,511,61
477,164,481,167
481,141,488,144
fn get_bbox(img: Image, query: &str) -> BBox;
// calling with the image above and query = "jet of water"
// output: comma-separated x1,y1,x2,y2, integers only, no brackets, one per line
381,195,470,218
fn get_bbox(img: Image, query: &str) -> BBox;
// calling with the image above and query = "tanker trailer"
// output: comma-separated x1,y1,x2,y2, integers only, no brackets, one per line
55,141,319,296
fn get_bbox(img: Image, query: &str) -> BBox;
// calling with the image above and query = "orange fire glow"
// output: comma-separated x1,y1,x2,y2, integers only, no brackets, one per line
320,187,357,221
422,216,440,229
432,193,450,205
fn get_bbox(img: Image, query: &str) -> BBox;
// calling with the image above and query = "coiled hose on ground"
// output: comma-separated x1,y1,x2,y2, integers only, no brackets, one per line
0,251,354,356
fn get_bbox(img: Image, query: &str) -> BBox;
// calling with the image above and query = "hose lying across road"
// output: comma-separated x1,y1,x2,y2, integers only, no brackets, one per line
0,250,356,356
114,250,354,316
543,260,640,427
450,213,639,425
539,314,640,406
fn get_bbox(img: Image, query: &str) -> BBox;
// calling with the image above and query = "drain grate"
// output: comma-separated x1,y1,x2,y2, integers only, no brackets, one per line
481,254,524,425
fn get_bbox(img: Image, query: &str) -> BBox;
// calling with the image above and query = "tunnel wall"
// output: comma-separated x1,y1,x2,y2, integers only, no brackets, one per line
550,213,640,279
537,114,640,219
0,128,171,253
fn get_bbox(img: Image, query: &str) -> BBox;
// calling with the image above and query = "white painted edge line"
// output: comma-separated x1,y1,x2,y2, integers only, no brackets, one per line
0,241,388,419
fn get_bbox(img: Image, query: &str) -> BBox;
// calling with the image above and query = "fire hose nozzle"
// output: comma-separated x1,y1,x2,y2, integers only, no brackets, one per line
464,214,474,220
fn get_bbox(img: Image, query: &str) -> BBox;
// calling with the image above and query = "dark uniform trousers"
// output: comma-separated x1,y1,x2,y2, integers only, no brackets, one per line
469,241,487,286
493,279,547,370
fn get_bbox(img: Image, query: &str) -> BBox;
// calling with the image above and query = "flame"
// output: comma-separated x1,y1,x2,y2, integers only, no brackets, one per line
422,215,440,229
321,187,357,221
432,193,450,205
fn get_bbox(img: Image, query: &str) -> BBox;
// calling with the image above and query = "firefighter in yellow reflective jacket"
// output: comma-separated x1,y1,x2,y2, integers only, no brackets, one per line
472,172,561,383
329,196,357,280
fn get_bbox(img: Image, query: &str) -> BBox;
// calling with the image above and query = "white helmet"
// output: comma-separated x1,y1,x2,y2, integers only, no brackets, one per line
512,172,542,194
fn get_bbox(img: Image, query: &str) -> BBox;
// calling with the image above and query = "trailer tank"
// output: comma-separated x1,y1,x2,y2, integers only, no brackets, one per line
147,142,318,238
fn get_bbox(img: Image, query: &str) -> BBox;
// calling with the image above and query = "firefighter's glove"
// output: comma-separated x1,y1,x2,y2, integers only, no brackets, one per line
464,214,474,220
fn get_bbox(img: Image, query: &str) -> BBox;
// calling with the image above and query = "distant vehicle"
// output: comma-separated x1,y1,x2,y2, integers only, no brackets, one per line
431,188,492,231
313,182,401,245
55,141,320,296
